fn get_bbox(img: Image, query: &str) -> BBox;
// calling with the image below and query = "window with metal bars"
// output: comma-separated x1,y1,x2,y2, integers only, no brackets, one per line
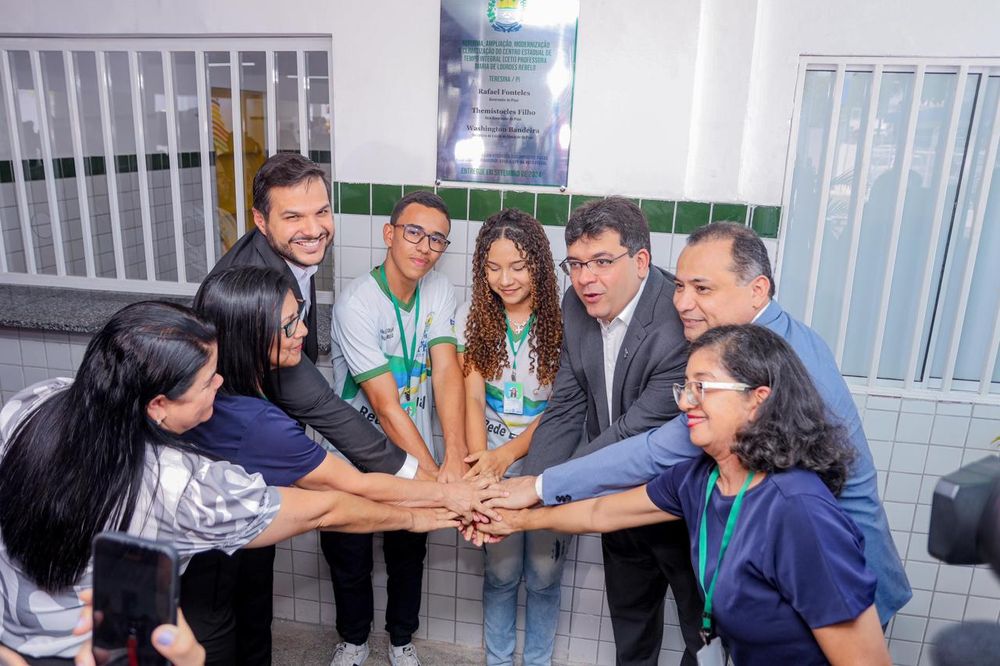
778,60,1000,397
0,37,335,296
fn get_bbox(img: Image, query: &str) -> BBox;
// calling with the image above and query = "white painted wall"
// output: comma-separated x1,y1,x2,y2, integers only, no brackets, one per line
3,0,998,201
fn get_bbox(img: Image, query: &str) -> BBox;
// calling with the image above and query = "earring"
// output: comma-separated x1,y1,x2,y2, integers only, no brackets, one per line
155,416,164,427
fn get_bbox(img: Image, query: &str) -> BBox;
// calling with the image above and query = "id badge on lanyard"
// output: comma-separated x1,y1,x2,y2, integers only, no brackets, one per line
696,637,725,666
503,314,533,416
503,381,524,414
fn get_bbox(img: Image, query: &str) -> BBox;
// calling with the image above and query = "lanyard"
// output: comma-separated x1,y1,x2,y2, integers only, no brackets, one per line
380,264,421,386
698,466,754,642
504,313,534,381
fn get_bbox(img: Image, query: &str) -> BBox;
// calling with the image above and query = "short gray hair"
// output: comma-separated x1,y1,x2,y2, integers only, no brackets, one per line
686,222,775,297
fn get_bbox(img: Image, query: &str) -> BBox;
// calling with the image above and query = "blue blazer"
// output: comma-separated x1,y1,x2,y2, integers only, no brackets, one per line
540,299,912,623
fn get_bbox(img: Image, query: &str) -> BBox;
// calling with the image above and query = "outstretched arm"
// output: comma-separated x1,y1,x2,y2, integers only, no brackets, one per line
540,415,700,504
295,452,504,521
270,357,408,475
487,416,700,510
480,485,677,537
247,487,459,547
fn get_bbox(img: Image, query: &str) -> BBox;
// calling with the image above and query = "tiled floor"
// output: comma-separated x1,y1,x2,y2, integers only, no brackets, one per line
272,620,588,665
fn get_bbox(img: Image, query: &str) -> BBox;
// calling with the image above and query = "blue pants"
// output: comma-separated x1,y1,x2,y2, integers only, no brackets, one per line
482,530,571,666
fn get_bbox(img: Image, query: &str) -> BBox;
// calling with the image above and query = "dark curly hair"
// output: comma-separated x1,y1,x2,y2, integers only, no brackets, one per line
464,208,562,386
690,324,855,495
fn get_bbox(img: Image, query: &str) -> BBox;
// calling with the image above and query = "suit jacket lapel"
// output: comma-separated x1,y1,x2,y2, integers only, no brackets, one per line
582,317,610,432
251,230,319,360
610,268,663,421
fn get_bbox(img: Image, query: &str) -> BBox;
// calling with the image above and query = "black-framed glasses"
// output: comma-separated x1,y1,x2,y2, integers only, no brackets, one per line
282,301,307,338
672,380,753,407
559,251,631,276
392,223,451,253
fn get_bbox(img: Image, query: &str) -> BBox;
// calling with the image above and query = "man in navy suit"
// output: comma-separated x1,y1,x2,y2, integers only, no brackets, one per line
496,222,912,629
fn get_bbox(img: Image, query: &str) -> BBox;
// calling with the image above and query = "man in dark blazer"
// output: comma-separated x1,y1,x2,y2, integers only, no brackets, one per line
208,153,413,476
517,197,702,665
187,154,417,665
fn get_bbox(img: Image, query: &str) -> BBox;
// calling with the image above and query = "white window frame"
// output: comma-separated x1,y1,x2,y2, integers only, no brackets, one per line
776,56,1000,404
0,35,336,302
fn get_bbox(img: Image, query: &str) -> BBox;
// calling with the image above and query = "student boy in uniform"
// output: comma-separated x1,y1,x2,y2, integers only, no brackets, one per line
325,191,468,666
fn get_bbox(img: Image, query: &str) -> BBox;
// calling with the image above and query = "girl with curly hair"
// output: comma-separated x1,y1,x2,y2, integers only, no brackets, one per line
456,208,566,665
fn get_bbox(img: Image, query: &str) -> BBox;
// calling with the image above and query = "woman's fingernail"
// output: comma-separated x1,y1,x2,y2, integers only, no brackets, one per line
155,629,176,646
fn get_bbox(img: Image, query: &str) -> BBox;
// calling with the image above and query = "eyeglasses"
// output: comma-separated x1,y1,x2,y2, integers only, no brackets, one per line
672,380,753,407
282,301,307,338
559,251,631,276
392,223,451,253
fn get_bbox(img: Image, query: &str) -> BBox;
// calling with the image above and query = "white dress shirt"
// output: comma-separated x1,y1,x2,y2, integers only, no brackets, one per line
285,260,319,315
598,276,648,424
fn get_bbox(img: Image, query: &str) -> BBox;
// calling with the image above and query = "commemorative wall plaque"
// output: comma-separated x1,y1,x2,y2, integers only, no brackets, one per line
437,0,579,187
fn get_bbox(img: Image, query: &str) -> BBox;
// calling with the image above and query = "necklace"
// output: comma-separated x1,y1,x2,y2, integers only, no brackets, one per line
507,316,530,335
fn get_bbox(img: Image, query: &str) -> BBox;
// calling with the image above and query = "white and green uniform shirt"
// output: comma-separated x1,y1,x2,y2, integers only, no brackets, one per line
330,266,458,465
456,301,552,478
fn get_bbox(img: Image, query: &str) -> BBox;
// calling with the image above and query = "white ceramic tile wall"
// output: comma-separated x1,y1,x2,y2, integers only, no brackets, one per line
0,206,996,665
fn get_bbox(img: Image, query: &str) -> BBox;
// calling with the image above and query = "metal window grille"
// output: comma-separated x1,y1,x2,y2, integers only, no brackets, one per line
777,57,1000,401
0,36,335,298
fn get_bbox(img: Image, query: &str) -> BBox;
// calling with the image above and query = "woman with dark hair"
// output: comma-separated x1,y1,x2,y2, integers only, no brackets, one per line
182,266,500,665
0,301,458,664
478,325,891,665
456,209,566,665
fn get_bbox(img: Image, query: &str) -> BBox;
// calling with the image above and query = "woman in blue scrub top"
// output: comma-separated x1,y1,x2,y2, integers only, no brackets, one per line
479,324,891,666
179,266,499,665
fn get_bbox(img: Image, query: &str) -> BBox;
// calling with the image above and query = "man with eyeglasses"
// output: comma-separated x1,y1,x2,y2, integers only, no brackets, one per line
504,196,703,665
495,221,911,637
326,190,467,666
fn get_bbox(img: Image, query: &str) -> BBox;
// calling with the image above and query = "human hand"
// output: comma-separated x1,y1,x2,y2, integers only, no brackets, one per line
418,461,440,481
414,465,437,482
73,590,206,666
474,509,526,538
484,475,541,510
410,507,461,533
0,644,28,666
441,478,509,522
437,455,468,484
463,448,513,483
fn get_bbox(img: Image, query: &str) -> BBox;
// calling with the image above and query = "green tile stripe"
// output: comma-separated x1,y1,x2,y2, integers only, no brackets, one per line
536,193,569,226
711,203,748,224
0,166,783,239
751,206,781,238
372,184,402,216
469,189,501,222
641,199,675,233
1,152,207,181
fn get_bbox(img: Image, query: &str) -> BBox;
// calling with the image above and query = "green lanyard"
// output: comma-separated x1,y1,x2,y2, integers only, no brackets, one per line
698,466,755,643
504,313,535,382
380,265,421,396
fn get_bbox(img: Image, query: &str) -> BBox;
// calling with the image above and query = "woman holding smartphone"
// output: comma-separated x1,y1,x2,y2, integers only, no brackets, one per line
181,266,502,665
0,302,458,664
457,209,565,666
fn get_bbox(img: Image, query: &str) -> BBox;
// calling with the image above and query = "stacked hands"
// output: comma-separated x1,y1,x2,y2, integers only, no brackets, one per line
455,453,544,545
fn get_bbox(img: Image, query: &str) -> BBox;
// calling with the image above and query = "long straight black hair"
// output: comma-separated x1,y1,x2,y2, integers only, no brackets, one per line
193,266,294,400
0,302,216,591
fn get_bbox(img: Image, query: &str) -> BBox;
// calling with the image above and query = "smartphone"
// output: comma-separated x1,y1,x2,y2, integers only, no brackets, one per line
91,532,179,666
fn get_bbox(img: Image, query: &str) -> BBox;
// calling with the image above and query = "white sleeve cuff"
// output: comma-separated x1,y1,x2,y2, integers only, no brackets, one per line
395,453,419,479
535,474,544,503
